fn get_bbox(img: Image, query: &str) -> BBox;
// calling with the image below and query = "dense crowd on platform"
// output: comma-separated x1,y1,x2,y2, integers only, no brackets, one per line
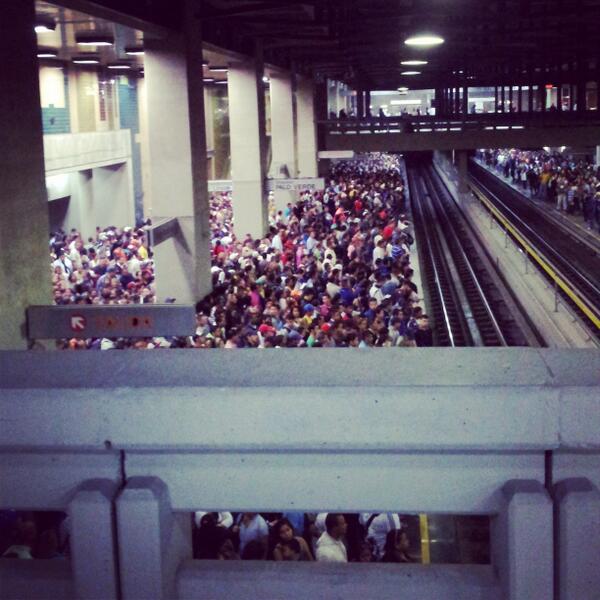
477,148,600,230
50,153,432,350
0,510,415,564
192,511,415,563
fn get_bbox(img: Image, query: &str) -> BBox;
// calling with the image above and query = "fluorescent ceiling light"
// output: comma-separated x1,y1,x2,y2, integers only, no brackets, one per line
107,63,132,70
202,60,209,66
203,78,215,83
210,66,228,73
125,46,144,56
73,57,100,64
401,60,427,66
397,87,409,92
215,80,228,85
35,19,56,33
401,71,421,76
37,49,58,58
76,34,114,47
404,34,444,47
262,75,270,83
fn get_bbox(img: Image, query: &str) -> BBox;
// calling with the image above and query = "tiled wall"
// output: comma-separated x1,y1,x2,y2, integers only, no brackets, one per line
118,75,143,224
41,69,70,135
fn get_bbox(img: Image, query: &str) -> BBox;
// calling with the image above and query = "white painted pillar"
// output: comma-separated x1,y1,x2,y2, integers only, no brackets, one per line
492,480,553,600
554,478,600,600
116,476,191,600
69,479,119,599
595,145,600,167
144,3,212,304
229,56,268,240
0,0,53,349
270,72,295,178
296,76,318,178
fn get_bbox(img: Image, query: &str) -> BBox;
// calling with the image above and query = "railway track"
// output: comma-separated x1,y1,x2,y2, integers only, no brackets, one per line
408,160,541,347
469,162,600,339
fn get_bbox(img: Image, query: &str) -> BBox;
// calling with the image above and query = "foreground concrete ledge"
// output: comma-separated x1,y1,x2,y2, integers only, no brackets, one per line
178,562,501,600
0,559,73,600
1,348,599,388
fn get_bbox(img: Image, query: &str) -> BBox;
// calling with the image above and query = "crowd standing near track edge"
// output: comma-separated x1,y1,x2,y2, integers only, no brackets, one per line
477,148,600,231
48,153,434,350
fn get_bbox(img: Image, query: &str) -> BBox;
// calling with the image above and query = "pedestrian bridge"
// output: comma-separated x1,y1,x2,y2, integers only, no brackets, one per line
319,113,600,153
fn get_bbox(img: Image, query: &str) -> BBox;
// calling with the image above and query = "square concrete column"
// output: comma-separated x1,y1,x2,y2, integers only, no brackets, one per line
144,4,212,304
229,57,268,240
457,150,469,194
492,480,553,600
69,479,119,599
296,76,318,178
270,72,296,179
0,0,53,349
554,478,600,600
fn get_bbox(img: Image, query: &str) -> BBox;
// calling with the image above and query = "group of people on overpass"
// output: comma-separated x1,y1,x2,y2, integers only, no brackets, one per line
193,511,414,564
50,153,433,350
478,148,600,230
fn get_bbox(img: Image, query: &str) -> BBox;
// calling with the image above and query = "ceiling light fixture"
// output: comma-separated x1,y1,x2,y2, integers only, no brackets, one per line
107,63,132,70
75,33,114,47
72,56,100,65
35,18,56,33
404,34,444,47
401,60,427,66
37,49,59,58
397,86,409,91
202,60,209,67
203,78,215,83
262,75,270,83
215,80,228,85
210,66,228,73
401,71,421,76
124,46,144,56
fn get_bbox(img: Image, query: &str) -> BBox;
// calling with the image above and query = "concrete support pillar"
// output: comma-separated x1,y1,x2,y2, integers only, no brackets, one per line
144,5,211,304
365,90,371,116
554,478,600,600
492,480,553,600
229,57,268,239
296,76,318,178
270,72,295,179
494,86,499,112
457,150,469,194
69,479,119,599
462,85,469,116
595,145,600,166
117,477,191,600
357,89,365,118
0,0,53,349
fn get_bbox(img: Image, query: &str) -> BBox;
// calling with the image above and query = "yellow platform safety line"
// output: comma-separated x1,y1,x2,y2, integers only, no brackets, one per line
469,182,600,331
419,514,431,564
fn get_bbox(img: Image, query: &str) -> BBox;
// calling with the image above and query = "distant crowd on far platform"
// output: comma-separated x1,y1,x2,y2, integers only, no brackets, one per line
477,148,600,230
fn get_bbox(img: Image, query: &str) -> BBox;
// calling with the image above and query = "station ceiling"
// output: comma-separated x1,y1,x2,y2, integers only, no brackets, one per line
48,0,600,90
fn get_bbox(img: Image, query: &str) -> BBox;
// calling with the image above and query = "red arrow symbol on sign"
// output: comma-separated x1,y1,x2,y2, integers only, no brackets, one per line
70,315,86,332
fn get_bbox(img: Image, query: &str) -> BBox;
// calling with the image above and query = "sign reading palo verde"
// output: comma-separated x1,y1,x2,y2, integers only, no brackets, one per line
266,178,326,192
27,305,196,340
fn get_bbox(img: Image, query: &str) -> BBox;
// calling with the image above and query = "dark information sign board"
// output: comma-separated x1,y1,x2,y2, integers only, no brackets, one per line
27,304,196,339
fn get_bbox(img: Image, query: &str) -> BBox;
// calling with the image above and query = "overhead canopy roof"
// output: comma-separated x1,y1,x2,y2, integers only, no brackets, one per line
50,0,600,90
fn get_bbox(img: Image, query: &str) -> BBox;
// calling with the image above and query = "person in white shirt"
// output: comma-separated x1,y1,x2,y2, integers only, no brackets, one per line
316,513,348,562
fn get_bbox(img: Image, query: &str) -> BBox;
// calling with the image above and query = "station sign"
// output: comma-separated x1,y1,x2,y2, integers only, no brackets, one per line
27,304,196,340
267,178,325,192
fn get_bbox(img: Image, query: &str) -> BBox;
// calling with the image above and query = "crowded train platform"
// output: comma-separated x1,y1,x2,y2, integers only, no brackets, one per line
48,153,433,350
476,148,600,231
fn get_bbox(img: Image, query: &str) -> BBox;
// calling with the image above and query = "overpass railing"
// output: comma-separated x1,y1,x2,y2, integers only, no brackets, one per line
1,349,599,599
320,112,600,136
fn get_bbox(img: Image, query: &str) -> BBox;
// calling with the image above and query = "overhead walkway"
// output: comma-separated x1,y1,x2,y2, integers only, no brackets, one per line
320,113,600,153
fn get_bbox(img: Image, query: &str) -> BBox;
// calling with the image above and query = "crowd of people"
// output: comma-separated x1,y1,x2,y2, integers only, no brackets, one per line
193,511,415,564
477,148,600,230
51,153,433,350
